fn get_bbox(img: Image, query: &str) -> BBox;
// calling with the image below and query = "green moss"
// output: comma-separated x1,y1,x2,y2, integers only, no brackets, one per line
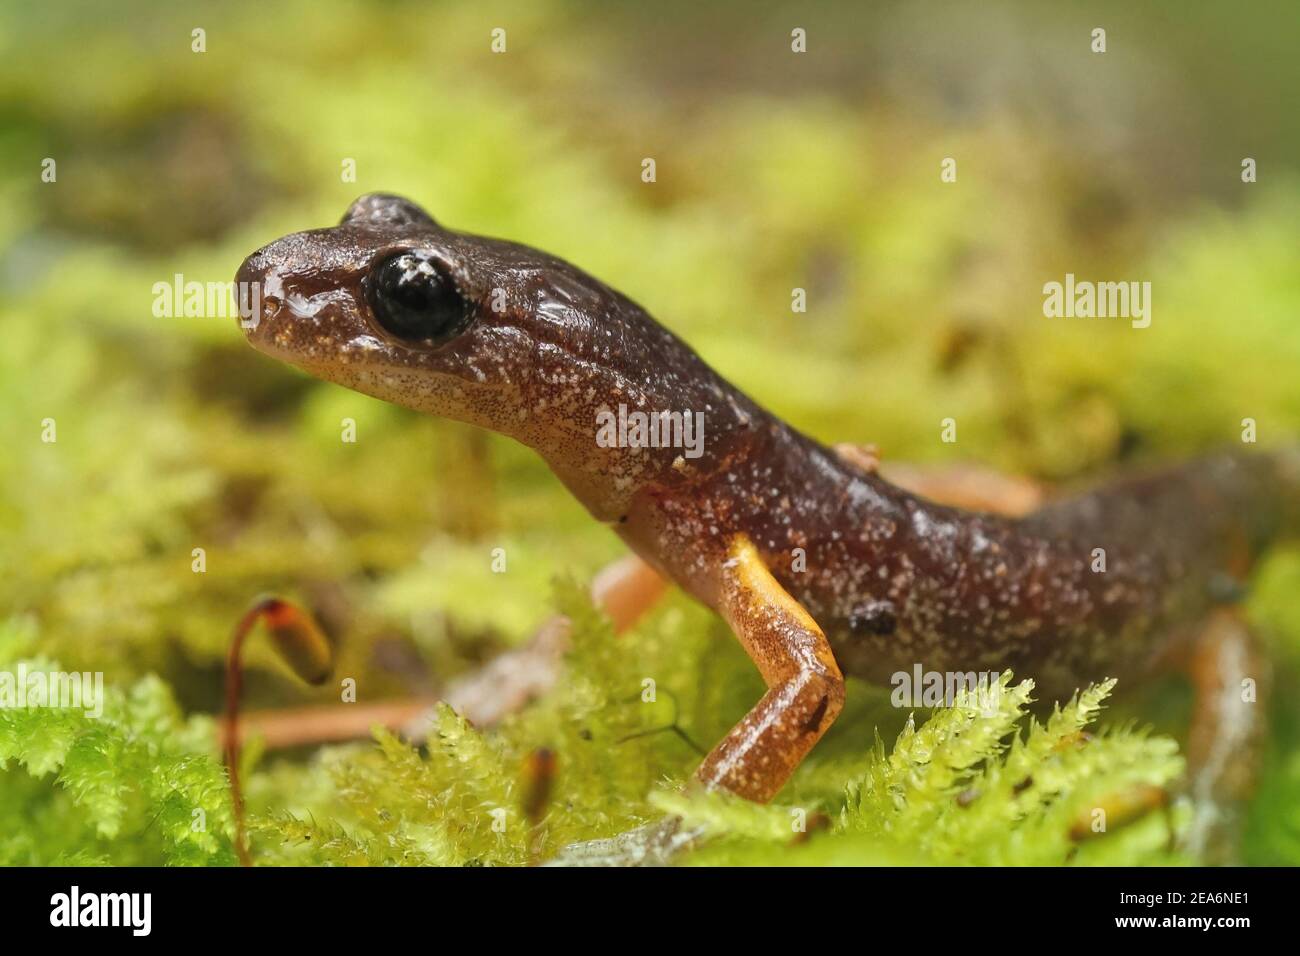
0,620,237,865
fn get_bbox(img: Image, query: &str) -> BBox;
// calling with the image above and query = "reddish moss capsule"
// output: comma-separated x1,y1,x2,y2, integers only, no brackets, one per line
259,597,333,685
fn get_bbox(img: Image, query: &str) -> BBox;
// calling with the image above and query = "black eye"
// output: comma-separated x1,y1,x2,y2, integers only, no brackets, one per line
366,251,473,343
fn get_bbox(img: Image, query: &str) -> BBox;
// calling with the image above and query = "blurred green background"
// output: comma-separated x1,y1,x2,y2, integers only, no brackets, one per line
1,0,1299,865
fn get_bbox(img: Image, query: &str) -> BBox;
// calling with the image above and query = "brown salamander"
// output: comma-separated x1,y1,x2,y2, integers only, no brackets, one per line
236,193,1300,823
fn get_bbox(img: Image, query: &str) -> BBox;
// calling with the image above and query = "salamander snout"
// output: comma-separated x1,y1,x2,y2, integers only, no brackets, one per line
233,245,276,335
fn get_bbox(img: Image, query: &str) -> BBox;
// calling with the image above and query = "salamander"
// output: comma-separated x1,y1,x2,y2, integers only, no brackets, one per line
236,193,1300,825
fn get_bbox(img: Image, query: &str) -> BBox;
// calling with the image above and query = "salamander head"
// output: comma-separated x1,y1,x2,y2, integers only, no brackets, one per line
238,193,611,435
235,193,745,518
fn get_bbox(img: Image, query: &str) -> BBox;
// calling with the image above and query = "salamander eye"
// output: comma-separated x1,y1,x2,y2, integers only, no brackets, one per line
365,251,472,344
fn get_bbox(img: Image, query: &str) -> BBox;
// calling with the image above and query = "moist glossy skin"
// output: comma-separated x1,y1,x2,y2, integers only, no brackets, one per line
237,193,1300,700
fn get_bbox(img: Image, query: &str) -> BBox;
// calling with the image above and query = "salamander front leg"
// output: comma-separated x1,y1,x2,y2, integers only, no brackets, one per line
548,536,840,864
695,534,845,801
547,539,839,865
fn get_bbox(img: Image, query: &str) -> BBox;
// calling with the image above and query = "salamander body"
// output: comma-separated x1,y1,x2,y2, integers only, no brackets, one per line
237,193,1299,804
